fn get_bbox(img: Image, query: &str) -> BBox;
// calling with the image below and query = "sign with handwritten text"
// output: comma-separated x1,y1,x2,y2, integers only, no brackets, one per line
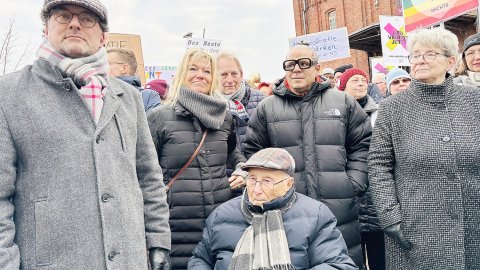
144,65,177,87
380,16,410,66
403,0,479,32
288,27,351,62
185,38,222,54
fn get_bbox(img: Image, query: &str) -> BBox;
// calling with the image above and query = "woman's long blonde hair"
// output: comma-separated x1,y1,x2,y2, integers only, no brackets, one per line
165,48,219,105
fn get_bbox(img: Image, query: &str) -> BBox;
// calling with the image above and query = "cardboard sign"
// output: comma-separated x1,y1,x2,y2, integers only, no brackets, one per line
288,27,351,62
185,38,222,54
380,16,410,66
106,33,146,85
403,0,479,32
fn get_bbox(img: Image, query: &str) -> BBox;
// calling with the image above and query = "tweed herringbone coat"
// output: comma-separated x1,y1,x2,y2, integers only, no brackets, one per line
368,76,480,270
0,59,171,269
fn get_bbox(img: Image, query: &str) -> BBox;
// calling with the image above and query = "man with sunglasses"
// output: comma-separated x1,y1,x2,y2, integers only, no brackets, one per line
244,45,372,269
189,148,358,270
0,0,170,269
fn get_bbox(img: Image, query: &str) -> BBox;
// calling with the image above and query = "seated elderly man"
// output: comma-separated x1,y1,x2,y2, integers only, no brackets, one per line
188,148,358,270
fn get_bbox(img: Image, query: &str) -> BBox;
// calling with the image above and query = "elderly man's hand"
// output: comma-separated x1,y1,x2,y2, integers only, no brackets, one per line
228,175,246,190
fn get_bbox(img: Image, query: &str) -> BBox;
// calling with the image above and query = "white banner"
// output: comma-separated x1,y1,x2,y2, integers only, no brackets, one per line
379,15,410,66
288,27,350,62
369,57,397,79
185,38,222,54
144,65,177,87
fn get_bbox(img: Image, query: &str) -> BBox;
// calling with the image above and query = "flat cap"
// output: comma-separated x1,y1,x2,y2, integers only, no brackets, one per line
241,148,295,176
42,0,108,26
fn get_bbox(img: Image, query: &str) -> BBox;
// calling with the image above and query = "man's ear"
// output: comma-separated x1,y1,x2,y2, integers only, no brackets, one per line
286,177,294,189
100,32,107,48
315,63,322,73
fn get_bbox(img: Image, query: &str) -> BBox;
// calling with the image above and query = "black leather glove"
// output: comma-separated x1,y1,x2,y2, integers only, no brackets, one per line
384,222,412,250
149,248,171,270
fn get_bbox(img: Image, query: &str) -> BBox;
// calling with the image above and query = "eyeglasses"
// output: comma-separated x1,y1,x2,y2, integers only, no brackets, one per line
390,78,411,85
283,58,317,71
52,9,98,28
464,49,480,57
246,176,290,189
408,52,449,64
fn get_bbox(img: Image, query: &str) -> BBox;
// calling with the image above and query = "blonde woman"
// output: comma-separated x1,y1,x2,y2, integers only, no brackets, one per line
147,49,246,270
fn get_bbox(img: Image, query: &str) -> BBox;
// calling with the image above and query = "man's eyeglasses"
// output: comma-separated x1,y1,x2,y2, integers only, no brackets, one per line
246,176,290,189
52,9,99,28
283,58,317,71
464,49,480,58
390,78,411,85
408,52,449,64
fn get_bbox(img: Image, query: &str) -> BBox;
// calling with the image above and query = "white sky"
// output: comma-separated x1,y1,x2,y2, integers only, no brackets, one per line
0,0,296,82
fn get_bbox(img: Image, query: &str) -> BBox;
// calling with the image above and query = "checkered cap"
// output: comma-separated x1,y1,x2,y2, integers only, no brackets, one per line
42,0,108,26
241,148,295,176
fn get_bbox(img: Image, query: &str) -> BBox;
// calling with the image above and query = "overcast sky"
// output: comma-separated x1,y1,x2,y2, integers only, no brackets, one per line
0,0,296,82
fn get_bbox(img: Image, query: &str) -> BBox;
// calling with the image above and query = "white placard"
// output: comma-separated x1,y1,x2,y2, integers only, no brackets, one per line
380,16,410,66
185,38,222,54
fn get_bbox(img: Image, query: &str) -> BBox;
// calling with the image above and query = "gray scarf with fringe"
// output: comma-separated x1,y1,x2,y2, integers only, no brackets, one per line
228,191,295,270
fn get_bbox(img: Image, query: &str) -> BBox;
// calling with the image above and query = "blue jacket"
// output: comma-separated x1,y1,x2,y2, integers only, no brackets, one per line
188,189,358,270
367,83,383,103
117,76,161,112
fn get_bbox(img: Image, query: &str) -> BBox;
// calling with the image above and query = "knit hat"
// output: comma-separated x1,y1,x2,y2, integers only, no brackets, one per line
42,0,108,28
337,68,368,91
334,64,353,76
145,79,169,99
463,33,480,56
241,148,295,176
386,68,411,92
321,68,335,76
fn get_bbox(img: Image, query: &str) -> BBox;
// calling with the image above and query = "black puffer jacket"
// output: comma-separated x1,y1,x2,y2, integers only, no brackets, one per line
147,103,246,270
244,81,372,269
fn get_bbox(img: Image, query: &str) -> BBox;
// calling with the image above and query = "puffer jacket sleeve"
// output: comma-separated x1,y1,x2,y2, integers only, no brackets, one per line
134,95,171,251
309,204,359,270
345,95,372,196
244,100,271,159
227,120,247,169
142,89,161,113
0,105,20,268
367,100,402,229
188,213,215,270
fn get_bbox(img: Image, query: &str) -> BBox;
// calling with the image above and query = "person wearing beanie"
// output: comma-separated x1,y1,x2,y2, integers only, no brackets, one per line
0,0,173,269
454,32,480,87
244,45,371,269
146,79,170,100
189,148,358,270
147,48,247,270
107,48,161,112
386,68,411,96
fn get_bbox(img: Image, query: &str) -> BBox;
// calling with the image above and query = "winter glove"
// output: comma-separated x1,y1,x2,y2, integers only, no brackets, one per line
384,222,412,250
149,248,171,270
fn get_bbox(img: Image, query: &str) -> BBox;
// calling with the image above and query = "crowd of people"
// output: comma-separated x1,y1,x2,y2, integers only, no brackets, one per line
1,0,480,270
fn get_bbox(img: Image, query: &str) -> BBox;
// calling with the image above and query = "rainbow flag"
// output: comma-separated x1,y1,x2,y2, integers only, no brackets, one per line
403,0,479,32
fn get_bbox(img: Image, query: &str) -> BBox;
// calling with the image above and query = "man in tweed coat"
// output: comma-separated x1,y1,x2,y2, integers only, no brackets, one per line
0,0,170,269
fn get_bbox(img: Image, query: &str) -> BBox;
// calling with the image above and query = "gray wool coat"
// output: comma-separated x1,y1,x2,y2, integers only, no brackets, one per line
0,59,171,269
368,76,480,270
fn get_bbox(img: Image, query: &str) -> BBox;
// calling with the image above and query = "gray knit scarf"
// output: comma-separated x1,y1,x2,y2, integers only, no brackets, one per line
228,191,295,270
223,81,249,121
177,86,227,129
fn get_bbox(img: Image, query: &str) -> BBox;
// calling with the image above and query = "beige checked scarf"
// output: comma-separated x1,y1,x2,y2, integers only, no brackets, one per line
37,40,108,124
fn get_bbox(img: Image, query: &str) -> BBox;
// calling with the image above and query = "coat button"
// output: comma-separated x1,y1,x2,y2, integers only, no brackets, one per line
108,251,117,261
450,213,459,219
447,173,455,180
96,136,102,144
101,193,111,202
442,136,451,142
64,82,71,90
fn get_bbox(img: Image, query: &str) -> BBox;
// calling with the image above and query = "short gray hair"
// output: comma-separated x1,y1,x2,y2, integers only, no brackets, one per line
286,44,319,63
407,28,459,58
216,51,243,73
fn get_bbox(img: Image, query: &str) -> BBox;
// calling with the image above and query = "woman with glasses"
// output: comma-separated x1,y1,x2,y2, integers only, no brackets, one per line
368,27,480,270
147,48,246,270
454,32,480,87
385,68,411,96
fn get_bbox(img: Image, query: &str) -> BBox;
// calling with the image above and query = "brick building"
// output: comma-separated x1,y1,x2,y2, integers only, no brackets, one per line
291,0,477,78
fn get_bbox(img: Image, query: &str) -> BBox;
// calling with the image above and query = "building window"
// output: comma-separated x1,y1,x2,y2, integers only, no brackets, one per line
328,10,336,30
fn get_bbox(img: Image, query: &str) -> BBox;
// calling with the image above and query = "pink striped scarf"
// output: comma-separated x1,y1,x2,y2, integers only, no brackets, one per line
37,40,109,124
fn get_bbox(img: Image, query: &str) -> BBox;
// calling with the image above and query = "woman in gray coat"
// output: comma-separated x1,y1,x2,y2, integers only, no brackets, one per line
368,27,480,270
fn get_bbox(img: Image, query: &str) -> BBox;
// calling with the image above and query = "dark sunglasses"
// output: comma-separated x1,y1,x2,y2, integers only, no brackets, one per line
391,78,411,85
283,58,317,71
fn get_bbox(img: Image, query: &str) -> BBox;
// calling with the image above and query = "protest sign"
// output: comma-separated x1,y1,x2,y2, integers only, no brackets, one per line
380,16,410,66
144,65,177,87
289,27,351,61
370,57,396,79
403,0,479,32
106,33,146,85
185,38,222,54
